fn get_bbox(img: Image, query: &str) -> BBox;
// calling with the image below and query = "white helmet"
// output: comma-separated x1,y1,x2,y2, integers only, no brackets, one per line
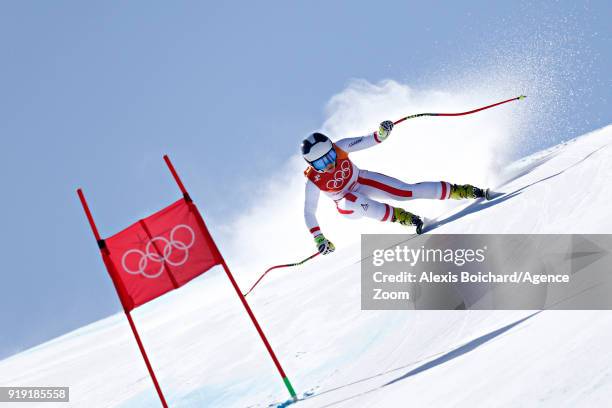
301,132,337,171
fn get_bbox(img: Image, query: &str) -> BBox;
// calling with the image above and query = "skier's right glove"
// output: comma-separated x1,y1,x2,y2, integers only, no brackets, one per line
314,234,335,255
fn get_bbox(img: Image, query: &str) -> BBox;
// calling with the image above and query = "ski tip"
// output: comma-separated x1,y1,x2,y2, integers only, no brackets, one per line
518,95,527,100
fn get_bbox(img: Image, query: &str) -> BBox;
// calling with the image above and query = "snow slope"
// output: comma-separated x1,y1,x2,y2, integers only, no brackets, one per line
1,125,612,407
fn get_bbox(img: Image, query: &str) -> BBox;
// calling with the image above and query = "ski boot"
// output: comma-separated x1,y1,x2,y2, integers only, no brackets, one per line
449,184,490,200
392,207,424,234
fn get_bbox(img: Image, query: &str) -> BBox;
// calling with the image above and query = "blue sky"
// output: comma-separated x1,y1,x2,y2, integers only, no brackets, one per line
0,1,610,359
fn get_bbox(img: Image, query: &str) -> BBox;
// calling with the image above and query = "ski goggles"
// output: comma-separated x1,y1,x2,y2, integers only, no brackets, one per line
309,148,337,171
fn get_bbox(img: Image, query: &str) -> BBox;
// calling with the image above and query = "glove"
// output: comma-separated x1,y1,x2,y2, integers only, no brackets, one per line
314,234,335,255
377,120,394,141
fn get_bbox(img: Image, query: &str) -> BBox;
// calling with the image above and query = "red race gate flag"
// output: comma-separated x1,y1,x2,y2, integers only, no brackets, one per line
77,155,297,408
104,198,220,310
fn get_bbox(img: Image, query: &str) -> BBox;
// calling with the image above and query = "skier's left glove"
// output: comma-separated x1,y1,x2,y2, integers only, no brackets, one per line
314,234,335,255
377,120,394,141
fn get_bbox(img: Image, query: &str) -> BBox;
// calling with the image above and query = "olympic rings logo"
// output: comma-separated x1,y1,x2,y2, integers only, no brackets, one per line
326,160,352,190
121,224,195,279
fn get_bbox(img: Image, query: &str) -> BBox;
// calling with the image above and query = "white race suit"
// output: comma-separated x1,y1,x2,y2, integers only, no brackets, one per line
303,131,452,237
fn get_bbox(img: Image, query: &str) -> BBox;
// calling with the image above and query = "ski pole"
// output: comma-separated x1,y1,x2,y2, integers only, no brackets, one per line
393,95,526,125
244,252,320,297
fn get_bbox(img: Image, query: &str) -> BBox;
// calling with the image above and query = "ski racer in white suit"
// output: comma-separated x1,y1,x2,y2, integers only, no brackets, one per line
301,121,487,255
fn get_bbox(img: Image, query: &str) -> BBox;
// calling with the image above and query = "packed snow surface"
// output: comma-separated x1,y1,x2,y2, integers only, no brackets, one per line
1,125,612,407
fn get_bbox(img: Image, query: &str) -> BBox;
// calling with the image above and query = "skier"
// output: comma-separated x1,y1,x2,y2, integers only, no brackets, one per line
302,120,488,255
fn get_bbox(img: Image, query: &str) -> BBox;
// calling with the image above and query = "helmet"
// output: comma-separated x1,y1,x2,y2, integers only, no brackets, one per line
301,132,337,172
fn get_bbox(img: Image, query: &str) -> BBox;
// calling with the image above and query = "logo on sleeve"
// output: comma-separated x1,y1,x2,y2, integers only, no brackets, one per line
348,138,363,147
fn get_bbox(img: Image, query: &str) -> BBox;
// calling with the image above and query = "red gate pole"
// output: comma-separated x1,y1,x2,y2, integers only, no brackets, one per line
124,311,168,408
77,188,170,408
162,155,298,401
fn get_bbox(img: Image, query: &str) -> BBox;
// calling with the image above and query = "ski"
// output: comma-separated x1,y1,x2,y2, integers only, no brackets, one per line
485,189,504,200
